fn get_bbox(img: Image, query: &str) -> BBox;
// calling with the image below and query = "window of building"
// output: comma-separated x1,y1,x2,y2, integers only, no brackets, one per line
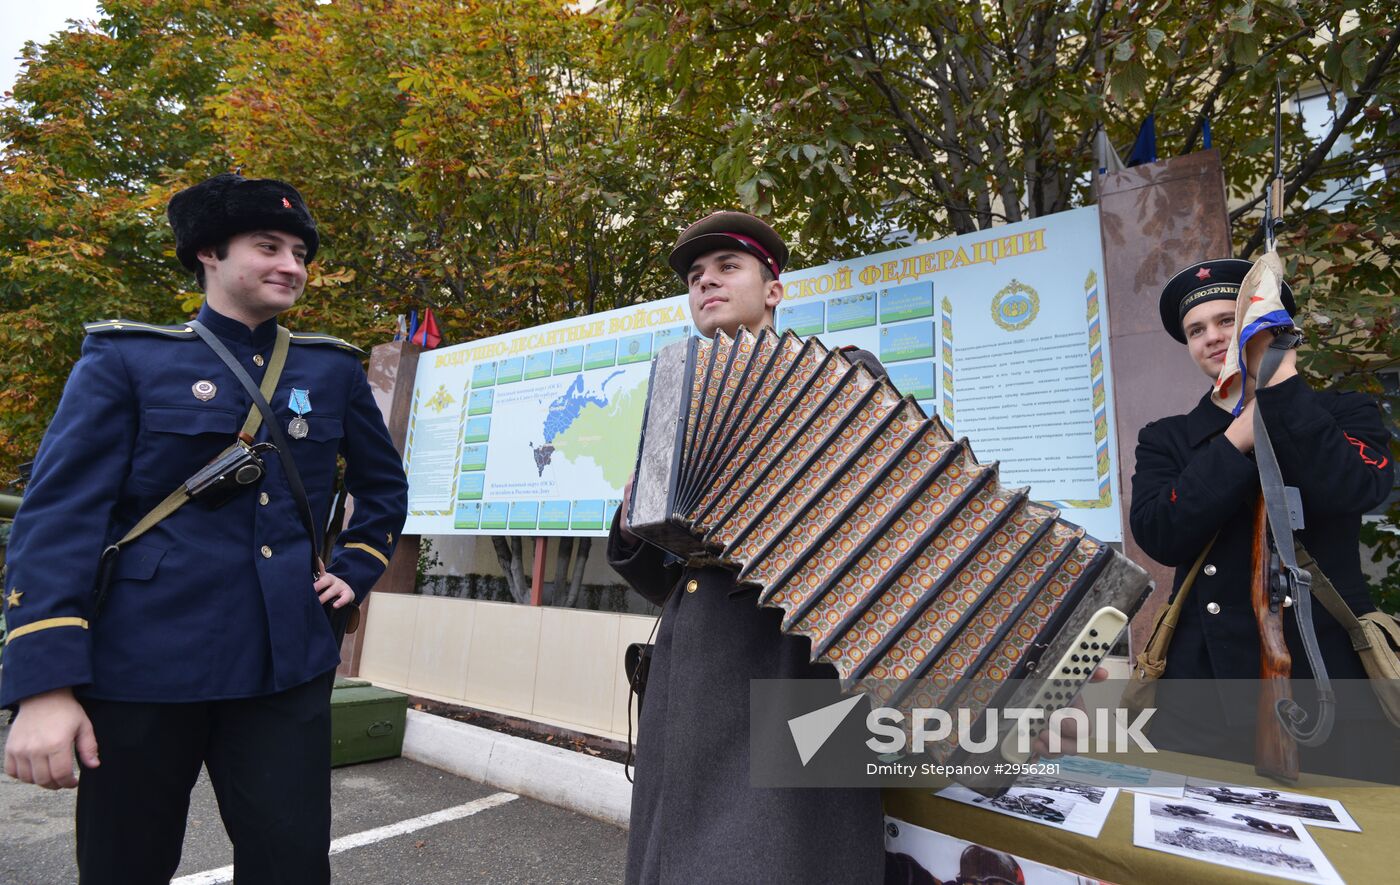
1296,90,1384,212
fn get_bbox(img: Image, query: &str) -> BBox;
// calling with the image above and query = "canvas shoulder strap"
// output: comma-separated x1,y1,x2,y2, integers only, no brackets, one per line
112,326,289,551
190,321,321,580
1134,534,1217,678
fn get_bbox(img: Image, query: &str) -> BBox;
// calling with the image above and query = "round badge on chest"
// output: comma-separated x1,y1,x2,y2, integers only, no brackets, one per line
192,380,217,401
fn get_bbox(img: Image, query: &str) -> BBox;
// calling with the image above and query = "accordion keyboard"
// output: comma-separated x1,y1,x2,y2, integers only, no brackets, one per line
999,605,1129,763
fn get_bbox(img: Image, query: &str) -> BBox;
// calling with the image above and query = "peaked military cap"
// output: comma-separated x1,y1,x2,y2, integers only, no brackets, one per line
668,210,789,281
168,173,319,272
1159,257,1296,344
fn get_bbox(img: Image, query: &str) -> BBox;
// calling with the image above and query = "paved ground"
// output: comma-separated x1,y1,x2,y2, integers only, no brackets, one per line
0,719,628,885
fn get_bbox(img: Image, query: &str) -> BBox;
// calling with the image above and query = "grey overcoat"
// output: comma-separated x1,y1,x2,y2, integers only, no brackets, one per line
608,526,886,885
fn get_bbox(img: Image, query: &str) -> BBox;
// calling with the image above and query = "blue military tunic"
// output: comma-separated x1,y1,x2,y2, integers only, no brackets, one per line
1,304,408,706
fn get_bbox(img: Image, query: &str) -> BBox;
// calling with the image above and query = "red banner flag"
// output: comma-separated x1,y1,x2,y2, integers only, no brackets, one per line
412,307,442,349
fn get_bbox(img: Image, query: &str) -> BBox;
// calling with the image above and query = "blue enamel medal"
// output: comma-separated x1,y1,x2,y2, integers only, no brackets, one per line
288,388,312,439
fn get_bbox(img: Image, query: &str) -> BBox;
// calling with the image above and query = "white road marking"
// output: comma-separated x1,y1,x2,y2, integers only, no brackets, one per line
171,791,519,884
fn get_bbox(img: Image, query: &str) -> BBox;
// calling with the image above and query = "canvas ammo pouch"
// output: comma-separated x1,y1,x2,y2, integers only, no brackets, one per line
1297,543,1400,729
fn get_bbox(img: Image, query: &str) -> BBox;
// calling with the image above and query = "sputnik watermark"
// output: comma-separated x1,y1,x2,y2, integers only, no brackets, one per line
865,706,1158,756
786,699,1157,767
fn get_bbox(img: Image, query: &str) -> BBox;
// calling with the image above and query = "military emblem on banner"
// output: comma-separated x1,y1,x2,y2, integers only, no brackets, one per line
991,279,1039,332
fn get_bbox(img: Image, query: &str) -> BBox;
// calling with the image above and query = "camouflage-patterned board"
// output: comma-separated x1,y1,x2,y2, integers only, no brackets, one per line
626,329,1151,791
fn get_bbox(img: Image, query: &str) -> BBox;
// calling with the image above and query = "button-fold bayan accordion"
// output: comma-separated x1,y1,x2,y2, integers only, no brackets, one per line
627,327,1152,792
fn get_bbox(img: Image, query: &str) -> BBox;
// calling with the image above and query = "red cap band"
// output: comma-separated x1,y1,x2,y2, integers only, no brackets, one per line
720,232,780,279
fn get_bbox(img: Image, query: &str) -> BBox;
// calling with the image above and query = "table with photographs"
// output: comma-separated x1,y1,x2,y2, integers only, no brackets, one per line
884,750,1398,884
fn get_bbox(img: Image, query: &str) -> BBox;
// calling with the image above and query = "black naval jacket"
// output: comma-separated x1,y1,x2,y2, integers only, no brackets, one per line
1130,375,1393,690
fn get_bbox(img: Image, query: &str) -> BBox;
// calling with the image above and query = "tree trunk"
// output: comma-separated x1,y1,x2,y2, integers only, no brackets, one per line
491,536,531,604
564,536,591,608
552,536,574,606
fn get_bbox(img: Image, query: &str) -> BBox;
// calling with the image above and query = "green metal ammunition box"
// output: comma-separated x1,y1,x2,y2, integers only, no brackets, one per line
330,680,407,767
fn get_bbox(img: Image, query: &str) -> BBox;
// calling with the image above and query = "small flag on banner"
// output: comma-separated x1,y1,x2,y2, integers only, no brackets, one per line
1095,126,1125,175
394,314,407,341
412,307,442,349
1126,113,1157,167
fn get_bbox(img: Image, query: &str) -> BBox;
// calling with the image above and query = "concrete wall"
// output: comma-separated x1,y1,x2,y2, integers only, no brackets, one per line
358,593,656,742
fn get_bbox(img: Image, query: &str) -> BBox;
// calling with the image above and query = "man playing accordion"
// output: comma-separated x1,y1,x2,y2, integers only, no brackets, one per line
608,211,887,884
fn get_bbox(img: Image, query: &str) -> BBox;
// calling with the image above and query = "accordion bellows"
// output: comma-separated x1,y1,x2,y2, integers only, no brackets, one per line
627,327,1150,772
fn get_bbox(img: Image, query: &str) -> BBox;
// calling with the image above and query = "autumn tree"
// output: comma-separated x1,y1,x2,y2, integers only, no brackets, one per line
208,0,724,347
615,1,1397,370
204,0,728,599
0,0,719,483
0,0,312,479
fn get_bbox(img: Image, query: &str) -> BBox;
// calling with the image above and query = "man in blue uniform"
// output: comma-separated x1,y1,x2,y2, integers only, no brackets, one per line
1130,258,1393,772
1,173,409,883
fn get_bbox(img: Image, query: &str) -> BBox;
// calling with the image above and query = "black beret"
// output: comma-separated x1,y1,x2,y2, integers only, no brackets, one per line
1159,257,1296,343
168,173,319,272
668,210,789,281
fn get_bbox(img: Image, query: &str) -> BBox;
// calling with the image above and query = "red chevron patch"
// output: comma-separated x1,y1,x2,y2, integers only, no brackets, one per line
1345,433,1389,469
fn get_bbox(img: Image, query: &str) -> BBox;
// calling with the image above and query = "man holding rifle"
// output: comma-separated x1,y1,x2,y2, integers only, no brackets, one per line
1129,258,1392,768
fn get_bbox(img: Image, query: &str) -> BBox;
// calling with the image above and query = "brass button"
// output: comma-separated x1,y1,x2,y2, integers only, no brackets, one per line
685,579,698,594
260,545,273,559
1206,602,1221,614
1203,564,1217,577
259,492,269,506
253,354,265,367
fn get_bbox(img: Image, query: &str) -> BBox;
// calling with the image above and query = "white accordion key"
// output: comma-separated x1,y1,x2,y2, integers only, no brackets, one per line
999,605,1128,763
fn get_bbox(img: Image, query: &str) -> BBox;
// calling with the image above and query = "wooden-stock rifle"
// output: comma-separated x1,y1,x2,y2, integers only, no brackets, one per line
1246,79,1334,780
1251,494,1299,781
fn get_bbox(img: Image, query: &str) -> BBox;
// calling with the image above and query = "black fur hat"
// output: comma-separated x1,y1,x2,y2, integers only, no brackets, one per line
168,173,319,272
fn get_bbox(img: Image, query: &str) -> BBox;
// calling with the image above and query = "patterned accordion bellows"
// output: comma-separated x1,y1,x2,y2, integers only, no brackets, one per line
627,327,1151,780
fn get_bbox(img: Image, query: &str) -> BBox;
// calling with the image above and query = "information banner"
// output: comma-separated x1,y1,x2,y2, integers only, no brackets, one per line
403,302,692,535
402,206,1122,540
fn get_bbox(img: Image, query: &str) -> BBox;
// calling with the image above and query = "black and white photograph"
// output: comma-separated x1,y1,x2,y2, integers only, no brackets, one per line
1014,773,1107,804
936,777,1119,839
1132,794,1344,885
1183,780,1360,832
1148,797,1301,840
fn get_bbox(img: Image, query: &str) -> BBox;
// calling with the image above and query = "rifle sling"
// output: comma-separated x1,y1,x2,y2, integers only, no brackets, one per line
1252,330,1334,745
